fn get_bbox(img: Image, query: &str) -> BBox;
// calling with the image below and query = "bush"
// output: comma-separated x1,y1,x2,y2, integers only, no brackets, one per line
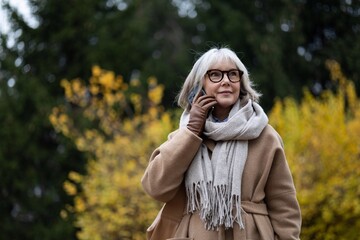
50,66,174,239
269,60,360,240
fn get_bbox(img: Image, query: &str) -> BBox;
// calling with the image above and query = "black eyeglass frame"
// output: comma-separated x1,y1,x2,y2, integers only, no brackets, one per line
206,69,244,83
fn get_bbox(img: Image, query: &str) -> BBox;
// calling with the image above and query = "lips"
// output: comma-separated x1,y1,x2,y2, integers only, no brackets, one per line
218,91,232,94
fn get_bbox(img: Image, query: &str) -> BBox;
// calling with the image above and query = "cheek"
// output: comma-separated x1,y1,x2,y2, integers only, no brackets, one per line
203,82,215,95
206,86,218,96
236,84,241,95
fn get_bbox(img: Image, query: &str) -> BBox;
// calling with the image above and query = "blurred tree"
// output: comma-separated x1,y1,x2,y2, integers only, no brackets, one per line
52,0,200,103
50,66,173,239
0,0,94,238
0,0,194,238
269,61,360,240
299,0,360,95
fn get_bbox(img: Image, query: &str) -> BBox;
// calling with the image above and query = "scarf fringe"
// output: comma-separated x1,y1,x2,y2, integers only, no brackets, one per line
186,182,245,230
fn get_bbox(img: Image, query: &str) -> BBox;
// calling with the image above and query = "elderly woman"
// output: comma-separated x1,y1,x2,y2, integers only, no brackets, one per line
141,47,301,240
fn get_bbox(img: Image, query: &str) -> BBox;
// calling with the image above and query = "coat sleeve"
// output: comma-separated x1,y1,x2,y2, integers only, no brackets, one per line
141,128,202,203
265,134,302,240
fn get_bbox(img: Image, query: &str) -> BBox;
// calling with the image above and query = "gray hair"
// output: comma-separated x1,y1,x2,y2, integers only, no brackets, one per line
177,47,262,110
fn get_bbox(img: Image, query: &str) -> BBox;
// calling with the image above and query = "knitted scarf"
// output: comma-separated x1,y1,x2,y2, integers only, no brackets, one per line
179,99,268,230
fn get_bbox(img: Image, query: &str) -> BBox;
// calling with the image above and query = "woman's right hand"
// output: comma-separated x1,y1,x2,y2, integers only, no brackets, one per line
187,92,217,136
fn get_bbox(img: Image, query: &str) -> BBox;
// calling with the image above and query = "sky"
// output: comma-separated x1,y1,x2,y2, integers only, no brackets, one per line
0,0,38,34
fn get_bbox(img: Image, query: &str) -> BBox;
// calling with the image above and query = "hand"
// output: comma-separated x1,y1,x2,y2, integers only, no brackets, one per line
187,92,217,136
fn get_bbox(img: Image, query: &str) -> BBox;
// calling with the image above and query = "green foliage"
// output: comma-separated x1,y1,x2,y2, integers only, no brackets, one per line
298,0,360,91
195,0,360,110
269,61,360,240
50,66,174,239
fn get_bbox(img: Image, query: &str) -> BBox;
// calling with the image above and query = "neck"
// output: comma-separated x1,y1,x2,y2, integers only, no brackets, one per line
212,106,231,121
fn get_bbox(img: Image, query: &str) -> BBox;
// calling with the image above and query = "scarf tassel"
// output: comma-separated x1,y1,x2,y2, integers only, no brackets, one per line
186,183,245,230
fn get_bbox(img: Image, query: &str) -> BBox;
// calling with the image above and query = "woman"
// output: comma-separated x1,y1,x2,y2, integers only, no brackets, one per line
141,47,301,240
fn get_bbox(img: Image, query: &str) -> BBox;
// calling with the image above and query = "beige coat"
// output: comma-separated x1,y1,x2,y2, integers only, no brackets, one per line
141,125,301,240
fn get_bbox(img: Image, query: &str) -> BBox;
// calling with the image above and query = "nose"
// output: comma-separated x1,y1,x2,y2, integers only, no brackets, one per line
221,73,231,84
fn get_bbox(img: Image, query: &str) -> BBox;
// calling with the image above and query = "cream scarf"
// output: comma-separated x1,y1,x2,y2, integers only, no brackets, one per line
179,99,268,230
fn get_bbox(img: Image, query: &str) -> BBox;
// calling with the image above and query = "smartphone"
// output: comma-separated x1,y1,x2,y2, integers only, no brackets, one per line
188,85,206,105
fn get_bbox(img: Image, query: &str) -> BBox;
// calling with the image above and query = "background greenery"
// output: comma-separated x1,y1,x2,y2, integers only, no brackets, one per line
1,0,359,239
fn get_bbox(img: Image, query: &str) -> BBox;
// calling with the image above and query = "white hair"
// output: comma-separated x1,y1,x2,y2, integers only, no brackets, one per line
177,47,262,110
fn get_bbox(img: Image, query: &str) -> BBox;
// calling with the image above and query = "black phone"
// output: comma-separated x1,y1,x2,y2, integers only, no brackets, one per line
188,85,206,105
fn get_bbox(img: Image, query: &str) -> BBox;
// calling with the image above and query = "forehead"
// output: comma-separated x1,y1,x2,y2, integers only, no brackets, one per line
209,57,237,70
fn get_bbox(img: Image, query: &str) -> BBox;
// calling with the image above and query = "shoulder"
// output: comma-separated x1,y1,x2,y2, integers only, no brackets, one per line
253,124,284,148
262,124,282,139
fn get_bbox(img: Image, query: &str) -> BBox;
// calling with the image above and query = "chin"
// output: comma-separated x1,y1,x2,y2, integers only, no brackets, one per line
216,101,236,109
217,97,236,104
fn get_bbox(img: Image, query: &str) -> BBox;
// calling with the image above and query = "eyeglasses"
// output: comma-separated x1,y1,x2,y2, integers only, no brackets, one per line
206,69,243,83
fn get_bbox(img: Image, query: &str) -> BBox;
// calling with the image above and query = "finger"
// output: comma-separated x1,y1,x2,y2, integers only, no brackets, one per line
203,99,217,109
196,94,215,102
197,95,216,105
193,90,205,102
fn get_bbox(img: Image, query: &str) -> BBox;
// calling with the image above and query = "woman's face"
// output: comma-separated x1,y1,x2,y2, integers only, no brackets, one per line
203,59,241,118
